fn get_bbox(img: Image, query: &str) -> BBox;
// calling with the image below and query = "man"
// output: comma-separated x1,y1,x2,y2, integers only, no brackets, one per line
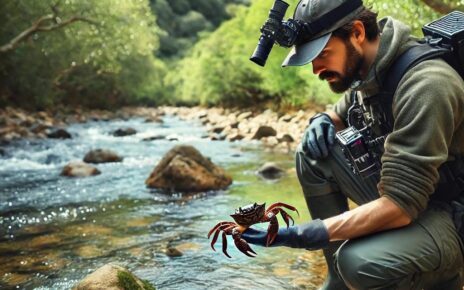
242,0,464,289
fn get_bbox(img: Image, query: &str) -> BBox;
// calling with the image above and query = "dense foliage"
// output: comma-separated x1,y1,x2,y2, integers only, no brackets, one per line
169,0,441,107
149,0,250,59
0,0,454,109
0,0,165,109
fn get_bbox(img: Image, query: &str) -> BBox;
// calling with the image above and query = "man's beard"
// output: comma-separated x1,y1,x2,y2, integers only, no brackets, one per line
319,40,364,93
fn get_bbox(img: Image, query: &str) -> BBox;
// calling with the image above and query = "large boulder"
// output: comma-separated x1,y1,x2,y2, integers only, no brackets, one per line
72,263,155,290
83,149,123,164
61,161,101,177
146,145,232,192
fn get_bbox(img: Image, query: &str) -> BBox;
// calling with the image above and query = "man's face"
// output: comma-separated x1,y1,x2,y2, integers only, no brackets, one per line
311,36,364,93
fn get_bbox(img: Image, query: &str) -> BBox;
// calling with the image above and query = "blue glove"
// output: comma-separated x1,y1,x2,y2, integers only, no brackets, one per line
302,113,335,159
241,219,329,250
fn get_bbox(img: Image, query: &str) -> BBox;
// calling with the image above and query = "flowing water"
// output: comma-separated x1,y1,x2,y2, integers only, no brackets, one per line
0,113,326,290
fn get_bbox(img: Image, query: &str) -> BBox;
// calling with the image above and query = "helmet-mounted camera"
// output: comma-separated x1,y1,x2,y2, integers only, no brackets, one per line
250,0,364,67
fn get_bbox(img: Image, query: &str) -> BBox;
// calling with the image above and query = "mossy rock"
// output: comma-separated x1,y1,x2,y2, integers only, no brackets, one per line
73,263,156,290
118,271,156,290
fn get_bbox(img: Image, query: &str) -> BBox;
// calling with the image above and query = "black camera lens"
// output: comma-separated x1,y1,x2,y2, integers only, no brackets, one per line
269,0,289,21
250,0,289,66
250,36,274,66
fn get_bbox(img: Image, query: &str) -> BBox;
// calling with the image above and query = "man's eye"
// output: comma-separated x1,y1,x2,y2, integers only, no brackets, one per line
319,51,328,58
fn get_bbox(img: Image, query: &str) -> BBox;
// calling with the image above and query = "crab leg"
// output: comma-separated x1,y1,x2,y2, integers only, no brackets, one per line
267,202,300,217
208,221,234,238
266,214,279,246
279,208,294,227
210,224,232,251
222,232,232,258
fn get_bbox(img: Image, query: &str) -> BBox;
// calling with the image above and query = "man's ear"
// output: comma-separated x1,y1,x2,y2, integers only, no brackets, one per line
352,20,366,45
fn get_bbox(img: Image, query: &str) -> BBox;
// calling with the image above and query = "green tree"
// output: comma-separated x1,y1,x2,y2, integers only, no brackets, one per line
169,0,446,108
0,0,166,109
149,0,250,59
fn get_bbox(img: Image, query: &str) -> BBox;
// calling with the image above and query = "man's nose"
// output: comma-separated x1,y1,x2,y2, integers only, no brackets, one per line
312,60,326,75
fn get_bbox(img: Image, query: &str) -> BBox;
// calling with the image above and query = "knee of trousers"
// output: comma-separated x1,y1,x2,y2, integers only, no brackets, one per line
334,241,403,290
295,146,340,196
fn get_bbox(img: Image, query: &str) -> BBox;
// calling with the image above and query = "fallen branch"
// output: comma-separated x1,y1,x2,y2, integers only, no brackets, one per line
0,14,97,53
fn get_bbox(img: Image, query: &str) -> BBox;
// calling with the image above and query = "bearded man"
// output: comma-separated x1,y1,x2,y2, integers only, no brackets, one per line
242,0,464,289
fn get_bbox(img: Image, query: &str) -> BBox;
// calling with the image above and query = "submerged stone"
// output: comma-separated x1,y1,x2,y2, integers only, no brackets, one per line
61,161,101,177
257,162,284,180
112,127,137,137
47,128,72,139
83,149,123,164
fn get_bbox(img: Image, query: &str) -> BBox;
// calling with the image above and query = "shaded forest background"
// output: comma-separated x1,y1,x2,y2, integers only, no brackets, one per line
0,0,461,110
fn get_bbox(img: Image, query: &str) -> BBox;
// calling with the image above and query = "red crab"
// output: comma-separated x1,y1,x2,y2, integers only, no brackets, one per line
207,202,299,258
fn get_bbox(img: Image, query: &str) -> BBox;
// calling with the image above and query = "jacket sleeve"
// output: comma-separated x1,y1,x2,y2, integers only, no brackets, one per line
380,59,464,219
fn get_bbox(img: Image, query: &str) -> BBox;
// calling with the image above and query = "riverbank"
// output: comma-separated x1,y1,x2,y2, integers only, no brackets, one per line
0,105,324,153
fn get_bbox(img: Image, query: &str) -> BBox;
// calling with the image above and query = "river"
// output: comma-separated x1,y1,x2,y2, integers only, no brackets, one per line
0,113,325,290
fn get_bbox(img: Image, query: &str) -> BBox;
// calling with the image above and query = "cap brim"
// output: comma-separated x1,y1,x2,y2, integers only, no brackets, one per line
282,33,331,67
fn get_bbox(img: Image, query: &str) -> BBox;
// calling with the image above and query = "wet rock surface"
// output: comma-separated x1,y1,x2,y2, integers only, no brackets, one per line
0,106,166,142
0,106,323,155
47,128,72,139
112,127,137,137
145,145,232,192
257,162,285,180
142,135,166,141
166,105,322,153
83,149,123,164
165,247,183,257
61,161,101,177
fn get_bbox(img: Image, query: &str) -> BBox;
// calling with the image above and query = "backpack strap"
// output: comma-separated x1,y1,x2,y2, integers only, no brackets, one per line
363,43,451,134
364,43,464,203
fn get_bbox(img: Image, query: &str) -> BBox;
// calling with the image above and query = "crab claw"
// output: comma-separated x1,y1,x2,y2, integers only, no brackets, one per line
234,236,257,257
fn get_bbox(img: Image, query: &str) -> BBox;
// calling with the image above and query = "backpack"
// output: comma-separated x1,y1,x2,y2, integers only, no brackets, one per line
365,11,464,134
363,11,464,238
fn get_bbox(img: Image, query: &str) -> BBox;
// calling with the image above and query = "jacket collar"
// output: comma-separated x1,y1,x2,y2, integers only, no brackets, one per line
352,17,418,97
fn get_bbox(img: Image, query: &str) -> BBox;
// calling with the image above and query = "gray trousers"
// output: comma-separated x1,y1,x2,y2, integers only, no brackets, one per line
295,144,464,290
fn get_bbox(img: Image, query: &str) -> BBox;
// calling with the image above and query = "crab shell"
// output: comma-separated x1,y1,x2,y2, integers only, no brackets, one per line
230,203,266,226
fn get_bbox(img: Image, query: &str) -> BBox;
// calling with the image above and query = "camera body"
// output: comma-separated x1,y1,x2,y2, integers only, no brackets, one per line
336,126,382,179
335,92,385,179
249,0,299,66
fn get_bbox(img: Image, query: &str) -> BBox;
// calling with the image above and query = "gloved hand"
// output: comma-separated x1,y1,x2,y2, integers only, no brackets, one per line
241,219,329,250
302,113,335,159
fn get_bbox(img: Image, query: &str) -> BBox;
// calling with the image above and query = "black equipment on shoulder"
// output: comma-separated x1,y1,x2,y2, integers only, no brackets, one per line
336,11,464,180
336,91,386,179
